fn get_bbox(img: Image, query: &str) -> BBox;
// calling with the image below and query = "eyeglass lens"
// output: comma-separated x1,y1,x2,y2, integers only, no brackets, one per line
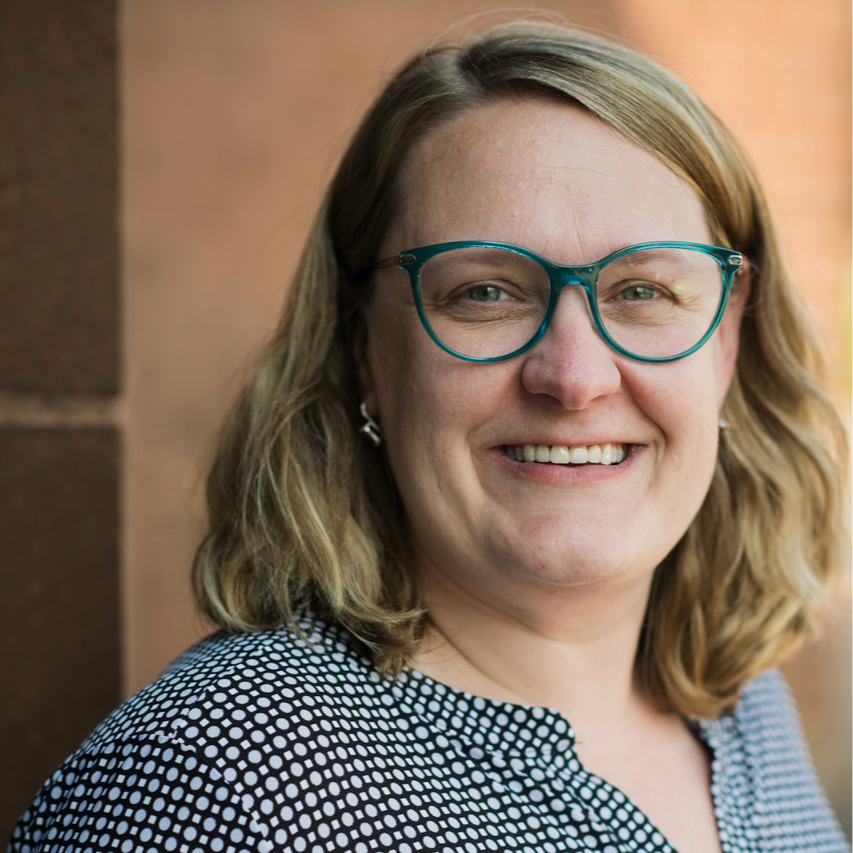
416,246,726,360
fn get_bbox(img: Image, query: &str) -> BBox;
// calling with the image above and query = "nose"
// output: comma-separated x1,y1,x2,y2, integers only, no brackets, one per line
520,285,623,410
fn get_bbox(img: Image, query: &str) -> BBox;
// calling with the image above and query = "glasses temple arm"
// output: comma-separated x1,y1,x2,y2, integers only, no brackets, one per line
373,255,401,270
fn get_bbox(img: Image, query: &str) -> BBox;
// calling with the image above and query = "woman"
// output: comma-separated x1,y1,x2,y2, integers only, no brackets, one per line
11,18,847,853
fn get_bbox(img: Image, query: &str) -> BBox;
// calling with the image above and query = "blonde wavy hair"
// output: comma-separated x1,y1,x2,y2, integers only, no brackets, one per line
193,19,847,718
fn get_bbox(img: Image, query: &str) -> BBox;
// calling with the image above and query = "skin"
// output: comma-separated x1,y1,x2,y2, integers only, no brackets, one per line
357,99,746,853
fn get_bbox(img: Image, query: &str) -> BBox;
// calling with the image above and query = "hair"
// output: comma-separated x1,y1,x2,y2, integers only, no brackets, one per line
192,17,847,718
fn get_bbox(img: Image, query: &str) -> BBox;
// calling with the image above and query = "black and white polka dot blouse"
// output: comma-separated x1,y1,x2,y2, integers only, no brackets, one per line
9,616,848,852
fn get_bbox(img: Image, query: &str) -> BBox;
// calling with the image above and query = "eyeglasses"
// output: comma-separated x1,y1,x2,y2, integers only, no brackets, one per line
374,240,743,363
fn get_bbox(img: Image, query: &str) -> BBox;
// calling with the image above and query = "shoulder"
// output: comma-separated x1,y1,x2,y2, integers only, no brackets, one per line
732,668,803,743
726,668,823,790
10,618,387,851
730,668,824,777
86,616,381,749
705,669,848,851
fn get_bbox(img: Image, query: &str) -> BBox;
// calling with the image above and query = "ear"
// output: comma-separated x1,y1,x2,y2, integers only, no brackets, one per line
715,260,750,406
352,316,378,415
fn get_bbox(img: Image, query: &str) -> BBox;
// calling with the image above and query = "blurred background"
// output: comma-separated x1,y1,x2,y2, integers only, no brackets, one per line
1,0,849,842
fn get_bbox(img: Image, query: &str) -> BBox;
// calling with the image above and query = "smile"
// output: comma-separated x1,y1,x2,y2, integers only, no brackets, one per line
505,443,627,465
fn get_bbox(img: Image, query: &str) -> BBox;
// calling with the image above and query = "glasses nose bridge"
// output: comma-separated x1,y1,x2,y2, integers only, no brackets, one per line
548,261,598,305
538,262,603,353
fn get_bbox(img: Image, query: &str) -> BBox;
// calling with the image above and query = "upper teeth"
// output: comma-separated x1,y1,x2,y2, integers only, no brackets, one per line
506,443,626,465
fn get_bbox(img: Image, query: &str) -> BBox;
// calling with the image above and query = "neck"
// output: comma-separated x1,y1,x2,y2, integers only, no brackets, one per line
411,560,656,731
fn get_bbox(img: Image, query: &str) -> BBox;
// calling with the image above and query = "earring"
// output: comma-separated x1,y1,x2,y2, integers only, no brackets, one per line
718,418,731,430
359,402,383,447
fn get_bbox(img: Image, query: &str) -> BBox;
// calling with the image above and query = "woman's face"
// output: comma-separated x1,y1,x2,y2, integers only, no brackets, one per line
357,99,745,607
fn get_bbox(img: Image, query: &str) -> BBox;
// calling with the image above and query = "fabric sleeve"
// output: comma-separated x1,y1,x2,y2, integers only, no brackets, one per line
7,739,273,853
737,670,850,852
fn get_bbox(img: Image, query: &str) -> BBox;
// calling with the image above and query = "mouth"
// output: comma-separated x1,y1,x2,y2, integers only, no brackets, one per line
504,442,627,465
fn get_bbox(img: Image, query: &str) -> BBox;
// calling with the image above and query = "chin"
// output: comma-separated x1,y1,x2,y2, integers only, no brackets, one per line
489,536,657,593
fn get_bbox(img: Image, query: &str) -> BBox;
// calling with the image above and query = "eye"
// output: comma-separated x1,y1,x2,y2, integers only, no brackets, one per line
619,283,659,301
466,284,506,302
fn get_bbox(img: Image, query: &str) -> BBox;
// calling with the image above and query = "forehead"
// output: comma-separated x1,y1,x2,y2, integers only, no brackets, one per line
389,98,709,262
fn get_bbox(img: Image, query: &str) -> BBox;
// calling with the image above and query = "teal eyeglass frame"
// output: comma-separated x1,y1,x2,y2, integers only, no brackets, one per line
374,240,743,364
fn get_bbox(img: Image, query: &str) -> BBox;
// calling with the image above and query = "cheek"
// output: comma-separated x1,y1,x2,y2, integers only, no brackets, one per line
362,296,421,416
714,339,737,409
366,294,506,438
381,353,500,445
629,357,721,456
366,319,455,462
712,308,743,407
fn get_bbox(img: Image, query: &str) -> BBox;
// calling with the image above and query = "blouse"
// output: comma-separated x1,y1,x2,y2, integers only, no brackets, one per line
9,615,849,852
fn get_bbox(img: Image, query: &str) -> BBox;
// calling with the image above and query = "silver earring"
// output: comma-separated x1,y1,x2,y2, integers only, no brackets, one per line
718,418,731,430
359,403,382,447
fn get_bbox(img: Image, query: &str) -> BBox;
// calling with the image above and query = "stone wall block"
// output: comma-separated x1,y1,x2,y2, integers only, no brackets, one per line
0,427,120,838
0,1,118,392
